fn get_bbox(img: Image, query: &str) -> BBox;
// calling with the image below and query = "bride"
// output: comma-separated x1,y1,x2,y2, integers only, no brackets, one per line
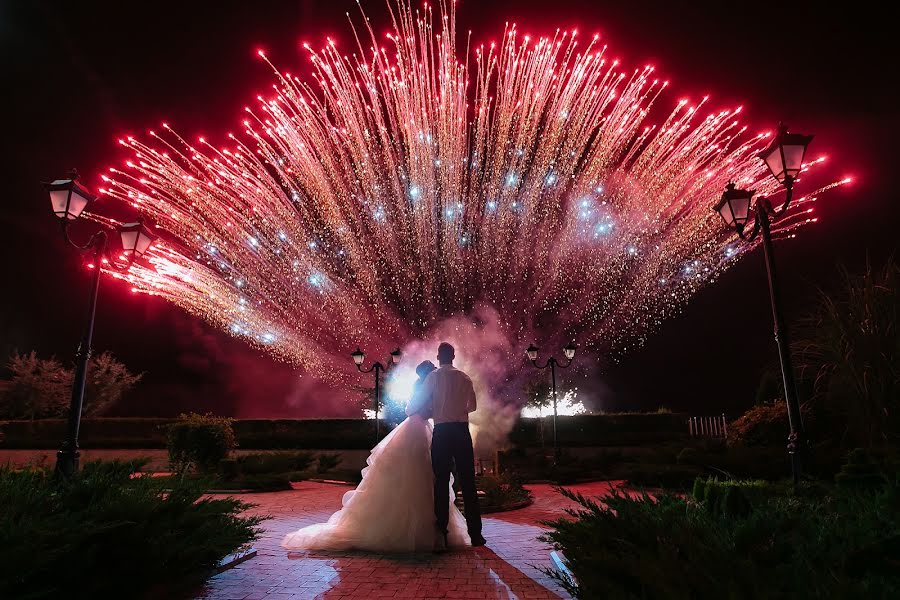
281,360,471,552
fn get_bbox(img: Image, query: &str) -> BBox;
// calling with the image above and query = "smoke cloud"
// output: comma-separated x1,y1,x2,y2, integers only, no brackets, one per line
395,304,528,456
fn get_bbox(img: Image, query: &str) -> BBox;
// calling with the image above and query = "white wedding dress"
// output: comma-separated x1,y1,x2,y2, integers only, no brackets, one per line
281,414,471,552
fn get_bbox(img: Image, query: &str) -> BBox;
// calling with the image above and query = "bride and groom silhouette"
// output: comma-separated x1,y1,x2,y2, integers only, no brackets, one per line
282,342,486,553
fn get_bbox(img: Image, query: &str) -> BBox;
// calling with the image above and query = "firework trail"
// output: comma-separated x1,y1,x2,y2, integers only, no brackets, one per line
98,0,841,397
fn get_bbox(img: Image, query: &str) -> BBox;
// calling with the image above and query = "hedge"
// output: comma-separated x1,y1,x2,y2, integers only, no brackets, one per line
1,413,689,450
509,413,689,447
0,418,391,450
0,418,171,449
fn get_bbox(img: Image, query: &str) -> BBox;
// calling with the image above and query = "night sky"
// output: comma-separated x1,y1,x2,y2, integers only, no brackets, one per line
1,1,896,418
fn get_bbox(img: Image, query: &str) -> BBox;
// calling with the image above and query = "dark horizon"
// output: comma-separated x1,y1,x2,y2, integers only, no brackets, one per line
1,0,897,418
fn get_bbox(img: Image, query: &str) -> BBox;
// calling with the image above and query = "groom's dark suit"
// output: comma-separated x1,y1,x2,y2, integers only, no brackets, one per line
416,364,483,541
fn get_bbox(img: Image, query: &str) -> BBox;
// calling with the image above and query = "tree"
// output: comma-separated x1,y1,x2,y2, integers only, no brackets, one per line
0,351,69,419
355,383,406,425
521,376,552,448
793,257,900,449
522,377,552,414
83,352,143,416
754,369,783,406
0,350,142,419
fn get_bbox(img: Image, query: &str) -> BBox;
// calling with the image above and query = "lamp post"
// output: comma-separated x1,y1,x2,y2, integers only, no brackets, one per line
43,170,156,477
713,123,814,483
525,341,577,463
352,346,402,442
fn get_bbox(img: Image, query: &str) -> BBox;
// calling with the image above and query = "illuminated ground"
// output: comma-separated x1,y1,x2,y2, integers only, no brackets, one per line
197,481,621,599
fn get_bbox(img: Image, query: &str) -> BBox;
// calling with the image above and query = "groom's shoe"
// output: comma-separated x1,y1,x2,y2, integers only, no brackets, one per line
433,531,449,554
470,534,487,547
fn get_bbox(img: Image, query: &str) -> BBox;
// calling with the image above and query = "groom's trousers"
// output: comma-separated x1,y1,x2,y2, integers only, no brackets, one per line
432,422,482,538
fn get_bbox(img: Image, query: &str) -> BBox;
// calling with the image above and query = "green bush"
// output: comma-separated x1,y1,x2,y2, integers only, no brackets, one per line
316,453,342,474
0,460,263,599
608,462,704,489
542,483,900,599
727,401,794,447
835,448,896,489
166,413,236,474
236,451,314,475
236,472,296,492
676,447,702,465
218,457,239,481
692,477,769,517
472,473,532,512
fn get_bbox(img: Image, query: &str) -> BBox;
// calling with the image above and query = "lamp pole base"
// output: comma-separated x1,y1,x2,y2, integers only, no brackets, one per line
55,447,80,478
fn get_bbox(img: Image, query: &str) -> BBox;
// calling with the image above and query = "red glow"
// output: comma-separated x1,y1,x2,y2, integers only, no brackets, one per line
96,0,844,386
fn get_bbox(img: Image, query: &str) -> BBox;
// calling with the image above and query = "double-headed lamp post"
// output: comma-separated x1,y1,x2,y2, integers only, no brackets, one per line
44,170,157,477
713,123,814,483
526,341,577,462
351,346,402,442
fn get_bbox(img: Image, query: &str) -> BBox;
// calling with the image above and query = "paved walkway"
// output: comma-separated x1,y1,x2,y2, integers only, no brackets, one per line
197,481,623,599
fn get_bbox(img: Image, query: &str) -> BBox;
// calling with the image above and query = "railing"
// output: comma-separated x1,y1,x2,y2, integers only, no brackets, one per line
688,414,728,438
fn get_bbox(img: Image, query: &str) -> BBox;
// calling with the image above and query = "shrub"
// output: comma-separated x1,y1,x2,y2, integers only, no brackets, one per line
316,453,342,474
677,446,701,465
608,462,704,489
0,460,263,599
236,472,296,492
727,400,794,447
218,457,239,481
835,448,892,489
237,451,315,475
542,483,900,599
691,477,769,517
166,412,236,474
794,258,900,449
472,473,532,512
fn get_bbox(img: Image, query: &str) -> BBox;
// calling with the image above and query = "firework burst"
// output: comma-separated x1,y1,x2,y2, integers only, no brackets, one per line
98,0,842,388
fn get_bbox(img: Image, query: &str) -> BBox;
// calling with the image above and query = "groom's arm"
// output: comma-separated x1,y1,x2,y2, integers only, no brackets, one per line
466,378,477,413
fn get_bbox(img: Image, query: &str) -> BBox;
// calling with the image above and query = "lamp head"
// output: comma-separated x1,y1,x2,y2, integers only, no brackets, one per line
44,169,97,222
714,182,755,231
351,347,365,366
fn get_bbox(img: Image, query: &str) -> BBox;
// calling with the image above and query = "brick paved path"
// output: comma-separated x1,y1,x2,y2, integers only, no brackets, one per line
197,481,623,599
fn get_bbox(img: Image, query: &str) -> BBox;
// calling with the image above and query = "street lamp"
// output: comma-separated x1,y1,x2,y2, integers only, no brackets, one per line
43,170,155,477
525,341,577,462
352,346,402,442
117,220,157,260
713,123,813,483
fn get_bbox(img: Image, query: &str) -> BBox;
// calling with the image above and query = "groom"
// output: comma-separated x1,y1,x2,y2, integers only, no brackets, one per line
416,342,485,550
